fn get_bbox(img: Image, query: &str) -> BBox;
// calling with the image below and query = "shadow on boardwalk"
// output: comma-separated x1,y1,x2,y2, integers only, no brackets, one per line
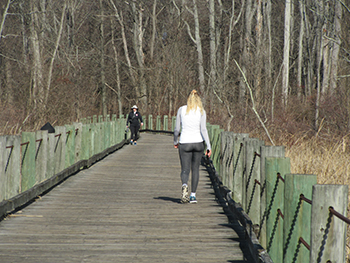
0,133,255,263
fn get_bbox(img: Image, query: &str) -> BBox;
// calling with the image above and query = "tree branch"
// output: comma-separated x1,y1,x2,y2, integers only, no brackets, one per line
234,59,275,145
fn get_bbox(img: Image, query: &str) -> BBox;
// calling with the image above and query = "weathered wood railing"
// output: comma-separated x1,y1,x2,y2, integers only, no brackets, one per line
0,114,178,219
206,124,349,263
1,116,348,262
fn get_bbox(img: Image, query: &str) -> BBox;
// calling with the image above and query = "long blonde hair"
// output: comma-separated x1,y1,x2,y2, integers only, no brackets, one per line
186,89,204,115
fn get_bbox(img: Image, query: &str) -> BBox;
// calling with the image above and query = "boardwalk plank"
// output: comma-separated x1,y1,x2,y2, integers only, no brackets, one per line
0,134,246,263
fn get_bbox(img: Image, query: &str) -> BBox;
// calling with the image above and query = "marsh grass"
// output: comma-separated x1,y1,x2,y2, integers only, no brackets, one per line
279,132,350,260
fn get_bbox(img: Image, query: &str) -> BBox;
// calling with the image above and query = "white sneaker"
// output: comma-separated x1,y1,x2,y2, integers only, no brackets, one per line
181,185,189,203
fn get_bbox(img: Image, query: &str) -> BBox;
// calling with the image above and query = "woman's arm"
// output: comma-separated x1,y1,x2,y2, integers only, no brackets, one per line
200,111,211,150
173,107,182,146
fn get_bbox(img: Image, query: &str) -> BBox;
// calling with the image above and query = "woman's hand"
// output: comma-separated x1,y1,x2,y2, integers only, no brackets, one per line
174,144,179,149
206,149,212,158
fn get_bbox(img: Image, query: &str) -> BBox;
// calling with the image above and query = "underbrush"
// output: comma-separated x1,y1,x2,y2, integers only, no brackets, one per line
1,104,349,260
284,133,350,259
248,123,350,261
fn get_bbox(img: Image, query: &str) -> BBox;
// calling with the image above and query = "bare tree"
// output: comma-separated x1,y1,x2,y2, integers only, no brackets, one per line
239,0,254,102
329,0,342,95
208,0,216,101
29,0,44,112
184,0,206,103
282,0,292,106
130,1,148,110
297,0,305,99
110,18,122,116
99,0,107,116
109,0,138,103
150,0,157,61
44,1,67,110
0,0,11,40
315,0,325,130
264,0,273,100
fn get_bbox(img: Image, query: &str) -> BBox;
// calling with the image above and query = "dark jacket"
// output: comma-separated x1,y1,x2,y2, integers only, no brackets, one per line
126,111,143,127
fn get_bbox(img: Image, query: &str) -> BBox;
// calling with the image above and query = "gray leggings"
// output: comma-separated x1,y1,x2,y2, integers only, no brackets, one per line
178,142,205,193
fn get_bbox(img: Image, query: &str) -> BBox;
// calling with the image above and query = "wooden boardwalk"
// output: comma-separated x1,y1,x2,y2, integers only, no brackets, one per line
0,133,247,263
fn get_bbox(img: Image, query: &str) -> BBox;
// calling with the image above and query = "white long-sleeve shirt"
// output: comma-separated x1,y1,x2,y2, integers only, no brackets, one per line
173,105,211,150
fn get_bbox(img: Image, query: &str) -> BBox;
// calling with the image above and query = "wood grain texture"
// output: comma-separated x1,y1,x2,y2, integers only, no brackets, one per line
0,134,245,263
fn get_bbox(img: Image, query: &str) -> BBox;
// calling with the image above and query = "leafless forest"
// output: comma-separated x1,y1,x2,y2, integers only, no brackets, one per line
0,0,349,140
1,0,350,257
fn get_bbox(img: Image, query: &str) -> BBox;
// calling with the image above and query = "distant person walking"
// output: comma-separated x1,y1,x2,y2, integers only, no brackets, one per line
174,90,211,203
126,105,143,145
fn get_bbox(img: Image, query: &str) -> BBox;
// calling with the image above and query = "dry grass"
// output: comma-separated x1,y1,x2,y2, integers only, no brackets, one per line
282,133,350,260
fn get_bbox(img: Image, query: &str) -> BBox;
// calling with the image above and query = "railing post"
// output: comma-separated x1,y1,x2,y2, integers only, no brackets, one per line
231,133,249,203
243,138,265,220
97,122,103,153
283,174,317,263
111,114,117,145
171,116,176,131
81,123,91,160
310,185,348,263
54,126,66,175
21,132,36,192
156,115,161,130
265,157,290,263
163,115,168,131
0,136,6,201
208,125,222,174
74,122,83,162
259,145,285,248
148,115,153,130
121,117,127,142
47,132,56,179
35,130,48,183
142,117,146,130
65,125,75,168
4,135,21,200
220,132,234,188
104,119,110,149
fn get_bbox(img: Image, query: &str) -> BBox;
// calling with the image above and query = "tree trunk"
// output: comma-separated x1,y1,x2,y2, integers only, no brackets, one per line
264,0,273,105
304,0,313,97
0,0,11,41
329,0,342,95
208,0,216,101
109,0,138,101
110,19,122,116
192,0,206,103
297,0,305,99
150,0,157,61
315,0,325,130
100,0,107,116
183,0,206,103
282,0,292,106
44,1,67,110
30,0,44,112
255,0,262,104
131,2,147,110
240,0,253,102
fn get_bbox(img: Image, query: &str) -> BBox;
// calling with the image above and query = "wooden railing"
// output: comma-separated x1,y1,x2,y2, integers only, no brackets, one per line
0,115,348,262
0,114,179,220
206,124,348,263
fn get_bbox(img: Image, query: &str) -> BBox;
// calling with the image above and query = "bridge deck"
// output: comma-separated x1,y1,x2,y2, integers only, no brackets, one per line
0,133,246,262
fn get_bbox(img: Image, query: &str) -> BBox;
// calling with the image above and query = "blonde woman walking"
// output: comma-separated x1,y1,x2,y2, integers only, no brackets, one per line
174,90,212,203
